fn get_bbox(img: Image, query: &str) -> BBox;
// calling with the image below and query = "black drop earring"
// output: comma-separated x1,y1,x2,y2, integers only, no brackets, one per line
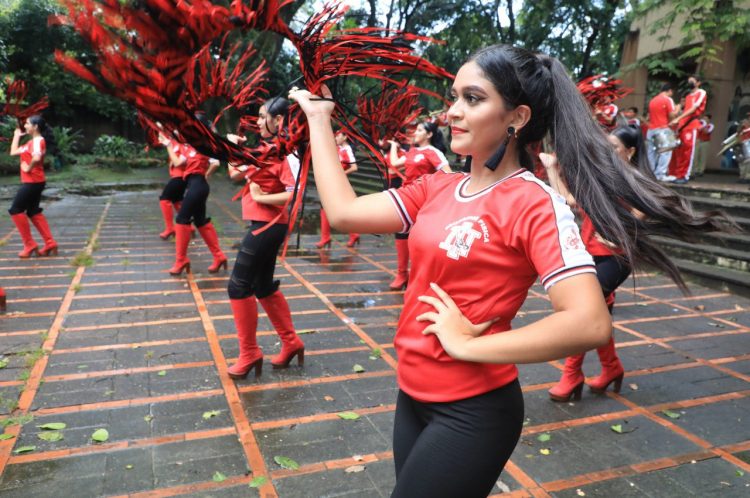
485,127,516,171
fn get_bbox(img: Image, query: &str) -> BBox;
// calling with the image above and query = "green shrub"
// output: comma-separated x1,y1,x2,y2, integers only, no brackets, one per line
52,126,83,169
92,135,139,158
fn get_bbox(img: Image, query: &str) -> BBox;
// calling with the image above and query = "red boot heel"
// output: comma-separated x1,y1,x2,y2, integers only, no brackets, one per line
315,238,331,249
19,246,39,259
208,257,228,273
346,234,360,247
227,357,263,379
589,372,624,394
168,261,190,276
39,244,58,257
272,346,304,369
548,353,585,402
549,381,583,402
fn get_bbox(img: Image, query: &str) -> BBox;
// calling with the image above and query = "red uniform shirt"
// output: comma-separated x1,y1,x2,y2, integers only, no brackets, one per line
679,89,707,131
404,145,448,184
241,156,296,223
181,144,211,178
597,103,618,128
697,120,714,142
580,212,616,257
19,136,46,183
338,144,356,169
648,94,675,129
386,170,595,402
167,140,186,178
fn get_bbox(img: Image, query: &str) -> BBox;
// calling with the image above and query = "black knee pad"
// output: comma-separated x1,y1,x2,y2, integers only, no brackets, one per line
227,277,254,300
27,207,42,217
8,207,23,215
194,217,211,229
255,280,280,299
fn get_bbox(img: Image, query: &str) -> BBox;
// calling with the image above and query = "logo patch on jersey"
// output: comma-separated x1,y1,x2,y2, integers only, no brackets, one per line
439,216,488,260
562,226,585,251
413,153,425,162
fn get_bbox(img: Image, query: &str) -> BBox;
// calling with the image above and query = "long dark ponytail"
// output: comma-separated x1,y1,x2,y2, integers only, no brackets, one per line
28,115,56,156
421,120,446,153
470,44,734,293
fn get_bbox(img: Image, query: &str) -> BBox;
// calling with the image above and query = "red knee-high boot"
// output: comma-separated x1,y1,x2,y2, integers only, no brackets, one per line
0,286,6,313
346,233,360,247
159,200,175,239
168,224,191,275
316,209,332,248
174,202,195,238
389,238,409,290
587,336,624,393
548,353,585,402
259,290,304,368
11,213,38,258
227,296,263,379
30,213,58,256
197,222,227,273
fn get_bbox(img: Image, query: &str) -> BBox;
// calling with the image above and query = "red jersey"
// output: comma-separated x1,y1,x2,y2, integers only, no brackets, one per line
404,145,448,184
19,136,46,183
241,156,296,223
648,94,675,129
679,89,707,131
697,120,714,142
182,144,211,178
580,212,616,257
386,170,595,402
338,144,356,170
167,140,186,178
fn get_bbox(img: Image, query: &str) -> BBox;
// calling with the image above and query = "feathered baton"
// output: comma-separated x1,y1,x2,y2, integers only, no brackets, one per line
2,79,50,130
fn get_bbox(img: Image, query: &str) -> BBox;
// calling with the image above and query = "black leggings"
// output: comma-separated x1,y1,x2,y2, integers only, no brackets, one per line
594,255,631,301
159,177,186,203
9,182,45,216
392,380,524,498
175,174,210,227
227,221,288,300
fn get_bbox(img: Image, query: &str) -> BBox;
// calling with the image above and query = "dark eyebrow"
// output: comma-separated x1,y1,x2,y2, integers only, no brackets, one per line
450,84,488,95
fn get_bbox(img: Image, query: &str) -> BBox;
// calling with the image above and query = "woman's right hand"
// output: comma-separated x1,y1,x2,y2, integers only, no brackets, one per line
288,85,335,120
13,128,24,137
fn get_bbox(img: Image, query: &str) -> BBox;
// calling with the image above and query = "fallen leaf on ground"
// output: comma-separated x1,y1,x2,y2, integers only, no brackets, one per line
337,411,360,420
202,410,221,420
0,359,8,369
0,434,14,440
125,464,133,470
274,455,300,470
345,465,366,473
576,489,586,496
91,428,109,442
693,305,705,311
539,448,550,455
157,370,166,376
611,424,623,434
212,471,226,482
144,415,153,423
352,364,365,373
37,431,63,442
37,423,66,430
662,409,681,419
537,433,551,443
352,455,364,462
249,476,267,488
323,395,334,402
13,445,35,454
629,383,639,391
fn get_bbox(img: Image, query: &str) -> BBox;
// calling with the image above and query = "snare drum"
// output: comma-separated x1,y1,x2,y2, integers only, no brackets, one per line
652,128,681,153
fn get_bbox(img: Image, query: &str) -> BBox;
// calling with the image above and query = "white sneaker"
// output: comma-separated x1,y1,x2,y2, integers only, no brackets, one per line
659,175,677,182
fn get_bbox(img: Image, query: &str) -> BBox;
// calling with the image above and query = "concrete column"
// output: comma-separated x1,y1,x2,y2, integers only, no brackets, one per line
701,40,737,170
619,30,649,113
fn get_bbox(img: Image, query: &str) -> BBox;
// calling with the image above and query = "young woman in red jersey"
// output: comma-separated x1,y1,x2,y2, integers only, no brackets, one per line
315,130,359,248
163,115,226,275
546,124,653,401
386,121,451,290
156,131,187,240
224,97,305,378
291,44,728,498
8,115,58,258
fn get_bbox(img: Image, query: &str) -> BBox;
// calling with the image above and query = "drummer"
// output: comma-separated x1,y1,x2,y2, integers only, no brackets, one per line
646,83,681,181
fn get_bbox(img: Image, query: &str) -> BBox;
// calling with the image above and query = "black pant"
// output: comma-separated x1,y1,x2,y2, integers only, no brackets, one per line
594,255,631,299
227,221,288,300
392,380,524,498
175,174,210,227
9,182,45,216
159,177,186,203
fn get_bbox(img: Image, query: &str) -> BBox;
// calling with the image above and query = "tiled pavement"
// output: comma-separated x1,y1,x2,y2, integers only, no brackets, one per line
0,180,748,497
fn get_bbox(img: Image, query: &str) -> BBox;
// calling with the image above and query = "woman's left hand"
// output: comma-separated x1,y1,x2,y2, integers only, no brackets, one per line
249,182,266,200
417,282,497,360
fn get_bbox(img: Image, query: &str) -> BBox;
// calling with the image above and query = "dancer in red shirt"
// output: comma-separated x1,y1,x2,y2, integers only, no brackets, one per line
163,114,226,275
8,115,58,258
291,44,731,498
387,121,451,290
224,97,305,378
647,83,681,180
157,132,188,240
316,131,360,248
546,124,654,401
669,75,707,183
